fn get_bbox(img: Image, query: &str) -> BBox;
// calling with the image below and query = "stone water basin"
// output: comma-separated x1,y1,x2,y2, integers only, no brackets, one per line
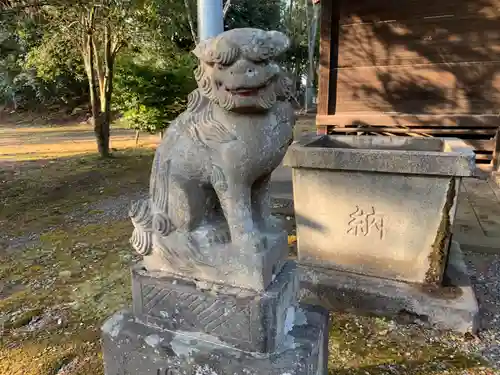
284,135,476,285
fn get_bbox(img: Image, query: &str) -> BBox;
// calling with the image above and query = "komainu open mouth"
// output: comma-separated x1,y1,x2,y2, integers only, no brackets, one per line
224,81,270,97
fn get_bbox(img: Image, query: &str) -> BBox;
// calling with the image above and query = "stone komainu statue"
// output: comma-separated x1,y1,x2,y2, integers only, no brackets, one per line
129,28,295,275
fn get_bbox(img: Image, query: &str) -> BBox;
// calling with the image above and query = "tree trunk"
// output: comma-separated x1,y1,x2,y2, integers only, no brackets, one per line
288,0,294,30
85,9,110,158
135,130,140,147
93,34,106,103
305,0,311,112
99,23,114,157
183,0,197,43
223,0,233,18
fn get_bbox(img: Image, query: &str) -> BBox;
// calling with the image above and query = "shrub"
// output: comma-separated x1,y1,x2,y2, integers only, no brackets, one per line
114,54,197,135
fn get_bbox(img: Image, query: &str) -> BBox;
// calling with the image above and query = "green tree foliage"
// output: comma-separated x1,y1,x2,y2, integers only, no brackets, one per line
225,0,282,31
278,0,320,106
0,12,87,109
111,0,199,136
1,0,309,152
114,52,196,134
1,0,152,157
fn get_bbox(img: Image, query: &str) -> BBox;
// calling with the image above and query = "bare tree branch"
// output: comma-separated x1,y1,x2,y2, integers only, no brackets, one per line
182,0,197,43
223,0,231,18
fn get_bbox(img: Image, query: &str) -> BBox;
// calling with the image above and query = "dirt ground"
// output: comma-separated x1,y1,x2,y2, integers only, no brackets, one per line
0,122,159,162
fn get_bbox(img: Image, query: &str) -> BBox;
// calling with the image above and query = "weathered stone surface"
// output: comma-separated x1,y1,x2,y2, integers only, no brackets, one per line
284,135,475,176
128,28,296,291
132,261,298,353
299,240,479,334
102,304,329,375
284,135,475,285
141,226,289,292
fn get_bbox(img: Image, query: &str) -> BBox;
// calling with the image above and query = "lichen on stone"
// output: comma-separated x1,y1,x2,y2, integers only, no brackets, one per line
425,178,456,286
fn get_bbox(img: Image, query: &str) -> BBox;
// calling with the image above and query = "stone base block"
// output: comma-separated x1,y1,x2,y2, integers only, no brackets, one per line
132,261,298,353
101,304,329,375
299,241,479,333
143,227,289,292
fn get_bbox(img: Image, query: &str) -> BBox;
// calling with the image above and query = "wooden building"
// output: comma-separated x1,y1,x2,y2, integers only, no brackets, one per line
316,0,500,170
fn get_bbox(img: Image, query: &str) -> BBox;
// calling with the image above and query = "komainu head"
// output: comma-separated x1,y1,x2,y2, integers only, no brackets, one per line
193,28,291,113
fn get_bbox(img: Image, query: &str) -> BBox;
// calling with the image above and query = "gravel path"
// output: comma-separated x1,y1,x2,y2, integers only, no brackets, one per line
462,251,500,368
65,190,148,225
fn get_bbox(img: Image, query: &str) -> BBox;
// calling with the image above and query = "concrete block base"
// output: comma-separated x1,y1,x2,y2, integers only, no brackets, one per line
101,305,329,375
299,241,479,334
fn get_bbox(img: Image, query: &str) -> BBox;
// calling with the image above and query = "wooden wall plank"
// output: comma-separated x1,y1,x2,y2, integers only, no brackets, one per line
318,0,500,167
463,139,495,151
324,127,496,136
316,114,500,128
334,62,500,114
338,17,500,68
338,0,500,24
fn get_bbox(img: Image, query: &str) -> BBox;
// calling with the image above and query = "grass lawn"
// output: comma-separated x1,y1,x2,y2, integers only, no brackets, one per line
0,144,497,374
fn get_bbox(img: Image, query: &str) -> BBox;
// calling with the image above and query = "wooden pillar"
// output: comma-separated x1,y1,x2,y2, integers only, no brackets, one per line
493,127,500,172
316,0,339,135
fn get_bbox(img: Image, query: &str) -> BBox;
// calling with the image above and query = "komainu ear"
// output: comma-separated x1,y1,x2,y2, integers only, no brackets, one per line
266,31,291,58
192,38,215,62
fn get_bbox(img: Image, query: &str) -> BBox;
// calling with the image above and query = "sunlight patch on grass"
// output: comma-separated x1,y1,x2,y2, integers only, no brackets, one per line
327,313,489,375
0,125,91,134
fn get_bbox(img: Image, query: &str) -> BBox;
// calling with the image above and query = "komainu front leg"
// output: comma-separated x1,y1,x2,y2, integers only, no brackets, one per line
252,174,281,233
211,165,264,251
162,174,206,233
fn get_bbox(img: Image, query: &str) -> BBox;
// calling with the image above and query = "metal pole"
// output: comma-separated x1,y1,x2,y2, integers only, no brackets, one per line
197,0,224,41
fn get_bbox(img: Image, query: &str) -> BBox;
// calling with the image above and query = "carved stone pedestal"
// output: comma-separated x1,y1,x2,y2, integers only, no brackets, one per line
102,263,328,375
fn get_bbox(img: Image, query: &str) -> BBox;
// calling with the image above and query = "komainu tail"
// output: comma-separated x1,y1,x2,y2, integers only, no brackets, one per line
129,199,153,255
129,153,175,256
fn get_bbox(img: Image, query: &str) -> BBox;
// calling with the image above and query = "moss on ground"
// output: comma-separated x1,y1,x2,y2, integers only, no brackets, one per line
0,217,134,375
0,147,498,375
327,313,493,374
